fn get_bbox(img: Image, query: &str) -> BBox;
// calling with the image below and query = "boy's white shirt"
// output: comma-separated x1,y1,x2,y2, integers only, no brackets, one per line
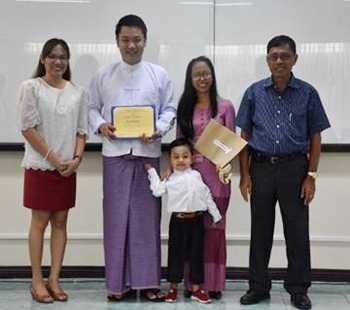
147,167,222,223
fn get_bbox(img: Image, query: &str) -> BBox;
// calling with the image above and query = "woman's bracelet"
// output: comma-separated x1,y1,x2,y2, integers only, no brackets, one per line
44,148,52,160
73,154,83,163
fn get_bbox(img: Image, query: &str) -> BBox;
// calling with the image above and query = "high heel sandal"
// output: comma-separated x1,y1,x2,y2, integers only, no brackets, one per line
46,283,68,302
30,285,54,303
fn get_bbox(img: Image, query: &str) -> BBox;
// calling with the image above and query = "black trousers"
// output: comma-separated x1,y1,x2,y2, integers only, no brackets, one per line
167,213,204,285
248,154,311,295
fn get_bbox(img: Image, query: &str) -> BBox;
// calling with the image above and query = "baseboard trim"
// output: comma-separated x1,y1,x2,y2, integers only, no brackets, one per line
1,266,350,282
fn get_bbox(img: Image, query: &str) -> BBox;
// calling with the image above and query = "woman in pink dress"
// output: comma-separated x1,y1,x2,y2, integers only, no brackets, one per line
177,56,235,299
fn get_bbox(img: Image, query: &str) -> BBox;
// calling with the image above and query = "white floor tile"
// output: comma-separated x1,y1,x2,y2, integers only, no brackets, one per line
0,280,349,310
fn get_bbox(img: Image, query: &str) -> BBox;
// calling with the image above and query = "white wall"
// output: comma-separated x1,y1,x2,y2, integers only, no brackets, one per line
1,151,350,269
0,0,350,143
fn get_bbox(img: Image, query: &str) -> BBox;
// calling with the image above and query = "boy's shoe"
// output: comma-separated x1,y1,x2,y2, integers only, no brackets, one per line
165,288,178,303
191,289,212,304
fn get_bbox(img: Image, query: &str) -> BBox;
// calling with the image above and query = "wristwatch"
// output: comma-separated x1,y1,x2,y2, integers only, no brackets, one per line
307,171,318,180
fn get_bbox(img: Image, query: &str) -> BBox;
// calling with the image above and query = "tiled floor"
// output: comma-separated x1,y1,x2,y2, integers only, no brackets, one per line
0,279,349,310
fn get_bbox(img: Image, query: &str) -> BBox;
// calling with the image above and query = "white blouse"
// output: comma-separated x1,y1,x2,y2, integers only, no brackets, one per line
17,78,88,170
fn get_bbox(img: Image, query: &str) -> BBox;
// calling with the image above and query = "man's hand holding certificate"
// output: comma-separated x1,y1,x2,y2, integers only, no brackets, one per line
111,105,156,139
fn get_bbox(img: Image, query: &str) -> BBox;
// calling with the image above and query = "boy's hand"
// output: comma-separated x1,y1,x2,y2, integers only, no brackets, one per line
144,164,153,171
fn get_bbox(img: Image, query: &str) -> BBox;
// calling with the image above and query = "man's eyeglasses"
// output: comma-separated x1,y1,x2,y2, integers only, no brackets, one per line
192,71,212,81
267,53,293,62
47,54,69,61
119,38,143,46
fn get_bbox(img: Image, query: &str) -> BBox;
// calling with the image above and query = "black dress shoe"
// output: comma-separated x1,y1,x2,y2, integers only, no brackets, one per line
240,289,270,305
183,290,192,298
209,291,222,300
291,293,312,310
107,289,137,302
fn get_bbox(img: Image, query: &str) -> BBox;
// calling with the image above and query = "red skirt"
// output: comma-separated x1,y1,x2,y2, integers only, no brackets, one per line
23,168,76,211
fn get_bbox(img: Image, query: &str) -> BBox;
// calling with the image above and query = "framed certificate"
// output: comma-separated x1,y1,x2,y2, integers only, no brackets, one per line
111,105,156,139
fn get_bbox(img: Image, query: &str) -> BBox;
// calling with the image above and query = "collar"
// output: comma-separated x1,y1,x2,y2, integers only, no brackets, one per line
173,167,192,175
264,73,299,90
120,59,143,71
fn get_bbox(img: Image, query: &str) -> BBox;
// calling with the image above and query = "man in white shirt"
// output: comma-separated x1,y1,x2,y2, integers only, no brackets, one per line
88,14,176,302
145,138,221,304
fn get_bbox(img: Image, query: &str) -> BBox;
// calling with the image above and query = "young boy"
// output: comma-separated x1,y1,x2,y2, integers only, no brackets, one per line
145,138,222,304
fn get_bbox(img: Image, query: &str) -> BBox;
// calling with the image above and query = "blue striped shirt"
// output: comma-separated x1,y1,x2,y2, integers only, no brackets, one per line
236,74,331,155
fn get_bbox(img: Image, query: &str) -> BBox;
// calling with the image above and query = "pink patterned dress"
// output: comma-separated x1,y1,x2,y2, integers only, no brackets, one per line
177,98,236,292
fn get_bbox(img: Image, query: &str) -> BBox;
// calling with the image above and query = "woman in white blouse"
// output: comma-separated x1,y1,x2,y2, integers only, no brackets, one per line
17,38,88,303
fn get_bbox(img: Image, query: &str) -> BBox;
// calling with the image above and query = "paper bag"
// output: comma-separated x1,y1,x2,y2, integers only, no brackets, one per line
194,119,247,168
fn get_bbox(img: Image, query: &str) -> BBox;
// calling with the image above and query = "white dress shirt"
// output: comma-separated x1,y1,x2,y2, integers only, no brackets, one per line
147,167,222,223
17,78,88,170
89,60,176,158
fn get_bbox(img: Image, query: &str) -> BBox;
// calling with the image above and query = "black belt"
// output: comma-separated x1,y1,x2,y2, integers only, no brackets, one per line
172,212,203,219
250,149,306,164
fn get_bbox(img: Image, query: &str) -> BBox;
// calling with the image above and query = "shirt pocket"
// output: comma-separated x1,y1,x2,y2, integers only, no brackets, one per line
288,106,307,139
140,89,159,106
